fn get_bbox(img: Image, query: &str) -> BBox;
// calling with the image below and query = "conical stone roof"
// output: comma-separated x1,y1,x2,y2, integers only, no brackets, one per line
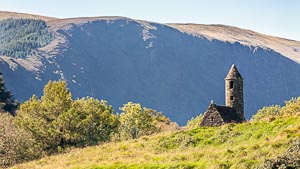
225,64,243,80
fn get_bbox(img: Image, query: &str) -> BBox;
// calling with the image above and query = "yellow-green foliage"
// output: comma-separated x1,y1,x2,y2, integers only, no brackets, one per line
0,112,41,168
15,81,118,153
112,104,178,142
281,97,300,116
186,114,204,129
251,96,300,122
251,105,281,122
119,102,162,139
11,115,300,169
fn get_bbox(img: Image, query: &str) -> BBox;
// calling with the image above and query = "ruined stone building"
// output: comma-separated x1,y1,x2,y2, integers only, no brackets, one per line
200,64,246,127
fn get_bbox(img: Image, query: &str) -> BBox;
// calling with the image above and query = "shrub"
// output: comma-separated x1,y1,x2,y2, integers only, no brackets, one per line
251,96,300,122
119,102,158,140
0,112,41,168
251,105,281,122
186,114,204,129
118,102,176,140
58,97,119,146
281,97,300,116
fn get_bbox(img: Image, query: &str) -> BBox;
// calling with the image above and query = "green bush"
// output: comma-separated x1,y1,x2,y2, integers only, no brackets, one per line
251,105,281,122
16,81,118,153
58,97,119,146
117,102,175,140
186,114,204,129
251,96,300,122
118,102,158,140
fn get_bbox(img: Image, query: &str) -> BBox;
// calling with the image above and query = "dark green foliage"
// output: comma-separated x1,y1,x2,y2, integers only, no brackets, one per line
0,18,54,58
0,72,18,114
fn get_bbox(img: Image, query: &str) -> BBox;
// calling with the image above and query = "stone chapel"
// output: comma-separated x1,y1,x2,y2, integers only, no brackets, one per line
200,64,246,127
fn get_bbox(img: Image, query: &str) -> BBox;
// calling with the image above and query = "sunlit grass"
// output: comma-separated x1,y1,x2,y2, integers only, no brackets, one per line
11,116,300,169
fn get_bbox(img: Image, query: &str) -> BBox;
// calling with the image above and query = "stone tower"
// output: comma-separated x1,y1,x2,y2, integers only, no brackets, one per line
225,64,244,118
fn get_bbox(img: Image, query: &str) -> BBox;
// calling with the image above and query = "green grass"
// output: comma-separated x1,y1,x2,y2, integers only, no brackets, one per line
11,116,300,169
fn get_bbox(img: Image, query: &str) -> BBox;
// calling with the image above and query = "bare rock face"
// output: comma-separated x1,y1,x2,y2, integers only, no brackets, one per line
261,139,300,169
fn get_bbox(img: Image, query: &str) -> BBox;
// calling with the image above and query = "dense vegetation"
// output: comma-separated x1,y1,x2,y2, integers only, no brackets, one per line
0,80,174,168
16,81,118,153
251,97,300,122
0,75,299,168
10,112,300,169
0,19,54,58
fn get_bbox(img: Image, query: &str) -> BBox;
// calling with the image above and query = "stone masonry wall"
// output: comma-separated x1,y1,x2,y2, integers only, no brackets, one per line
225,78,244,119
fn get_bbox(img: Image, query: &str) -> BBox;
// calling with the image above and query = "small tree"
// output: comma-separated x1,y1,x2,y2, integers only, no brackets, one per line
58,97,119,146
0,72,18,115
16,81,71,152
16,81,119,153
119,102,157,139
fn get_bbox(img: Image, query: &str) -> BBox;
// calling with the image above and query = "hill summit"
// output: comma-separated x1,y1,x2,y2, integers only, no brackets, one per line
0,11,300,124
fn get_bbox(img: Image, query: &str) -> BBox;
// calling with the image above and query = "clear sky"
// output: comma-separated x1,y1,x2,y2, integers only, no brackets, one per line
0,0,299,41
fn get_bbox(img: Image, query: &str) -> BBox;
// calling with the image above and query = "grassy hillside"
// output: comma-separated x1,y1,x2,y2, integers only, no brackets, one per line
11,116,300,169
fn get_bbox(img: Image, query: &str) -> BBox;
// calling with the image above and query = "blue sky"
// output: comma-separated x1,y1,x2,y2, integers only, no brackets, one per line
0,0,299,41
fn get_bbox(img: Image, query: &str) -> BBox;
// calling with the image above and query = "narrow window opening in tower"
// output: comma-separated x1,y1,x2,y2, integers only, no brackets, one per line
211,117,214,122
230,96,233,100
229,81,233,89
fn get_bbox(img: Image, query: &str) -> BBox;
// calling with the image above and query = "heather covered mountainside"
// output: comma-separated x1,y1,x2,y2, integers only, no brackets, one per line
0,11,300,124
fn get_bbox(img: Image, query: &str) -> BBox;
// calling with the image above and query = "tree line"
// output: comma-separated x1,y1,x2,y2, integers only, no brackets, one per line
0,18,54,58
0,76,177,168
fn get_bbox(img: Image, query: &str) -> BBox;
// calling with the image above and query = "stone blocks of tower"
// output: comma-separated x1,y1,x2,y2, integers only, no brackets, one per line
225,64,244,118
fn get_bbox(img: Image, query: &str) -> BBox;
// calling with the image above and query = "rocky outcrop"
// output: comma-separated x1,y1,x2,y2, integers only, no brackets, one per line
261,139,300,169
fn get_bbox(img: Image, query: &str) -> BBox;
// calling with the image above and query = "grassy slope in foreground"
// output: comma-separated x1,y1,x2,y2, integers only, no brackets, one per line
11,116,300,169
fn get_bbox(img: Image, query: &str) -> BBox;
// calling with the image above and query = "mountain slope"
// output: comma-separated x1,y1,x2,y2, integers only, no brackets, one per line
0,12,300,125
168,24,300,64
